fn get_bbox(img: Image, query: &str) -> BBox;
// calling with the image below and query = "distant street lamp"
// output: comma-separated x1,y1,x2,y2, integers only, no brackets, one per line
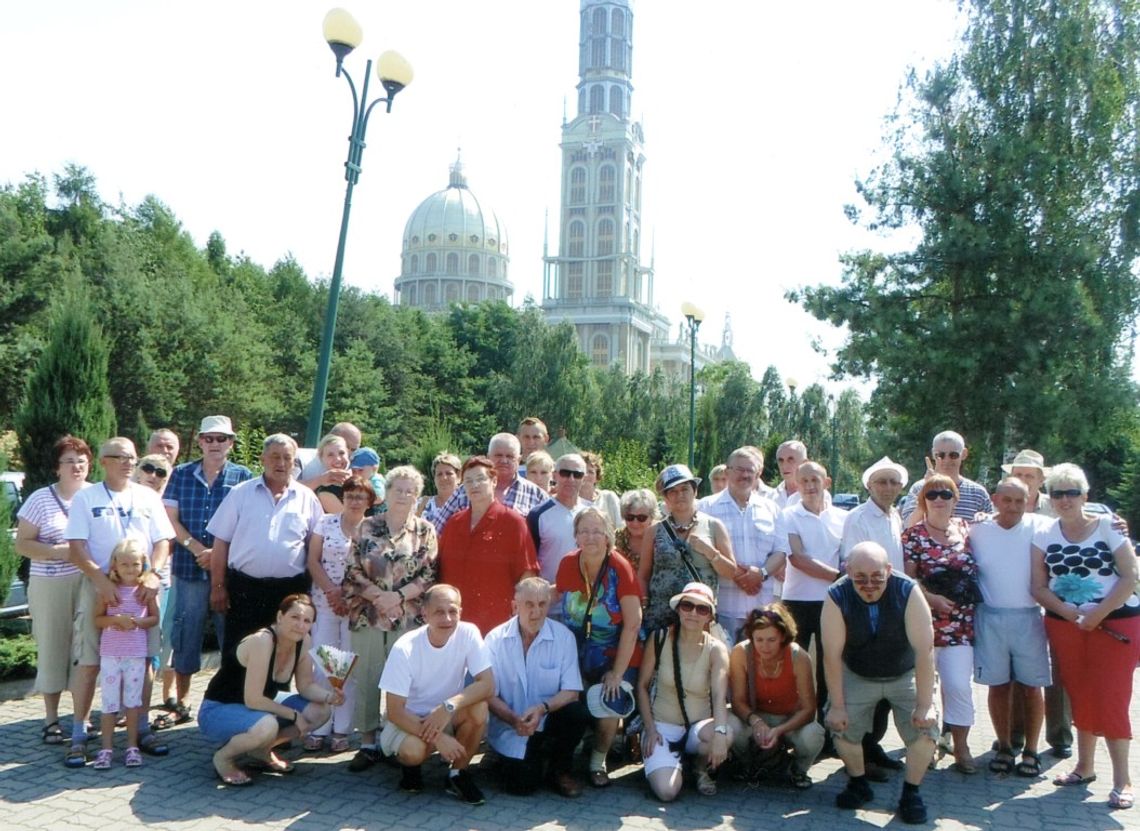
828,393,839,489
785,376,799,438
305,8,413,446
681,302,705,470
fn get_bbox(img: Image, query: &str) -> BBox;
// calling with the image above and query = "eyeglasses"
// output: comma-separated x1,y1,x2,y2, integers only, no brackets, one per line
463,475,491,488
624,513,650,523
924,489,955,501
934,451,961,460
139,463,168,479
1050,488,1084,499
870,478,901,487
59,457,89,467
200,435,231,444
677,599,713,616
557,469,585,479
389,487,418,499
343,491,373,502
729,465,758,476
103,454,137,464
852,573,887,586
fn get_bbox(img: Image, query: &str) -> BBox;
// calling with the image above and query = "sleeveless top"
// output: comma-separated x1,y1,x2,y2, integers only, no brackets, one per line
204,627,302,705
100,586,149,658
749,643,798,716
652,628,715,726
829,574,916,680
644,513,719,632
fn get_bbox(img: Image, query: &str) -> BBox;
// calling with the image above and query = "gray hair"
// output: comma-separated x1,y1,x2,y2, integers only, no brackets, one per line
728,446,764,469
1044,463,1089,494
777,440,807,459
620,488,658,518
573,506,616,548
386,465,426,496
263,433,298,454
555,453,586,471
931,430,966,452
488,432,520,456
515,576,553,599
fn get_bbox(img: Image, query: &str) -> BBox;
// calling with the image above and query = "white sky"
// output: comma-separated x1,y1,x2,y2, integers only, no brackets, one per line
0,0,970,395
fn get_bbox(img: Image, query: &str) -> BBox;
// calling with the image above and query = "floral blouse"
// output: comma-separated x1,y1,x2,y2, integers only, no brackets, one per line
615,526,640,572
903,518,977,647
342,512,437,632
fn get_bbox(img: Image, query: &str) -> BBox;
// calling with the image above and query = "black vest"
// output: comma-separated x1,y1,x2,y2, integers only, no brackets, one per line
830,574,916,680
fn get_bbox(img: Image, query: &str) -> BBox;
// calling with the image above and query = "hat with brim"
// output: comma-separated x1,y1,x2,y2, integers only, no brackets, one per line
668,581,717,613
197,415,235,437
861,456,909,490
659,463,701,493
351,447,381,468
1001,449,1050,476
586,680,636,719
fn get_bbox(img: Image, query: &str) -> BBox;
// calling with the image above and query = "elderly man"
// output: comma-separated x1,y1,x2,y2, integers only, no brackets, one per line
485,577,589,797
527,453,589,584
207,434,322,654
900,430,993,524
698,446,785,639
430,433,551,533
299,421,362,490
65,437,175,766
822,542,938,825
163,415,252,713
771,441,808,508
380,584,493,805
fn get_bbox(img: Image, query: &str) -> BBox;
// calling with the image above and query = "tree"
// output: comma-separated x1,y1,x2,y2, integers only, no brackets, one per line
15,283,117,492
790,0,1140,480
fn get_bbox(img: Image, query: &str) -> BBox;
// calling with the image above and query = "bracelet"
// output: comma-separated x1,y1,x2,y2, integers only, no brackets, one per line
542,702,551,714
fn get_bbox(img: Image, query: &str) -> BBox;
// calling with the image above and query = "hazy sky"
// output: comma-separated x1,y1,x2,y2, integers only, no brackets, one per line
0,0,968,394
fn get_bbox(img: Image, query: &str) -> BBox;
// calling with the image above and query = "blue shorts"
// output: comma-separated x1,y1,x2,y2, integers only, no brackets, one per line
170,577,225,676
973,604,1051,687
198,693,308,745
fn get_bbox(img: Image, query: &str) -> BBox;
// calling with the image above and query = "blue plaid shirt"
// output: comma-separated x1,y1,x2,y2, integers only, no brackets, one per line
163,459,253,581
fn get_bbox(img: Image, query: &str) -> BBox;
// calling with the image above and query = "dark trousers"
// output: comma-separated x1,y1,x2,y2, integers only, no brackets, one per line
862,699,892,755
785,600,827,720
223,568,311,656
497,700,591,794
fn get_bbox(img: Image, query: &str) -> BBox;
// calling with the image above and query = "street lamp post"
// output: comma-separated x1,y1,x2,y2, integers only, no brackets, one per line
305,8,413,447
828,393,839,488
681,302,705,470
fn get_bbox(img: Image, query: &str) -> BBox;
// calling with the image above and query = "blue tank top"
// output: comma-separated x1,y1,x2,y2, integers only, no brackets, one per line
829,573,916,680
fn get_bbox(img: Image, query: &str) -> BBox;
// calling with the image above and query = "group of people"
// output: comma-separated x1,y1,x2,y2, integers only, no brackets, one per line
13,417,1140,820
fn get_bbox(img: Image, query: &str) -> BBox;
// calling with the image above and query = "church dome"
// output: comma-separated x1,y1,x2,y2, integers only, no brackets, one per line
395,158,512,310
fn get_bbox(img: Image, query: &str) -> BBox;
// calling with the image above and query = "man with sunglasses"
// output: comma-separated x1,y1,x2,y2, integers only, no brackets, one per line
822,542,938,824
527,454,590,585
900,430,992,525
162,416,252,716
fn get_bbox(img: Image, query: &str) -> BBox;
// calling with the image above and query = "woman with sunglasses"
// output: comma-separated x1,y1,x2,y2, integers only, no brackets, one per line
615,488,658,584
902,474,979,774
557,507,642,787
1030,463,1140,810
728,603,824,789
636,581,732,800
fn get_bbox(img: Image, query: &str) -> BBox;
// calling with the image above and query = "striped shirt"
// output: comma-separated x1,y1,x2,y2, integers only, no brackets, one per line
17,485,88,578
900,476,992,524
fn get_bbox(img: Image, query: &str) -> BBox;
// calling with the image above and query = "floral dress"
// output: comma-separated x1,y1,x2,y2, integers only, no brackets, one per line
903,518,977,646
341,512,437,632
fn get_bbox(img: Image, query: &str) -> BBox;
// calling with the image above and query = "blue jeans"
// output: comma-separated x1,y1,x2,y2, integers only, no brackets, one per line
199,693,308,745
170,577,225,676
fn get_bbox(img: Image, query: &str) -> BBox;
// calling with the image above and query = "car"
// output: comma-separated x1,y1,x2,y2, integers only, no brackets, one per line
1084,501,1112,516
832,492,861,510
2,471,27,617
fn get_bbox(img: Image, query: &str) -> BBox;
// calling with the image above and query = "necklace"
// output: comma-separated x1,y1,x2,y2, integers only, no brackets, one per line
758,655,783,677
668,512,698,533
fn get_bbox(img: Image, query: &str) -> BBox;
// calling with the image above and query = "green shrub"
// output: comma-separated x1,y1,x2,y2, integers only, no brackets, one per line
0,490,16,608
0,633,37,680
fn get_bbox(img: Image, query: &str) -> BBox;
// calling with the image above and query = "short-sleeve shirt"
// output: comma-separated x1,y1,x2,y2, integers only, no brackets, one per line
18,484,89,578
1034,517,1139,620
840,499,904,571
903,519,977,646
781,503,848,602
163,459,253,582
66,482,175,571
312,513,354,614
527,498,587,583
556,549,640,682
342,512,438,631
379,621,491,718
429,477,551,534
206,477,323,578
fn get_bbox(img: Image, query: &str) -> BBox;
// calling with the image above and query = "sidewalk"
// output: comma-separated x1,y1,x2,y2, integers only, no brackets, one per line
1,661,1136,830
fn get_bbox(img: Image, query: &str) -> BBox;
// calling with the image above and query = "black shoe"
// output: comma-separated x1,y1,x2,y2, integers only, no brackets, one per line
898,790,928,824
1051,744,1073,759
348,747,383,772
138,733,169,757
446,770,485,805
836,777,874,809
864,763,890,783
399,764,423,794
866,745,905,771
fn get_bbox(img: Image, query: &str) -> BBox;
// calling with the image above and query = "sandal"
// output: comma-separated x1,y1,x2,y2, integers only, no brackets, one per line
989,748,1015,774
93,749,113,770
215,768,254,787
41,721,65,745
329,735,350,753
246,755,296,774
153,700,192,730
125,746,143,767
1109,788,1135,809
151,711,177,731
303,734,324,751
1015,750,1041,777
790,771,813,790
589,768,610,788
1053,770,1097,786
696,768,718,796
64,745,88,768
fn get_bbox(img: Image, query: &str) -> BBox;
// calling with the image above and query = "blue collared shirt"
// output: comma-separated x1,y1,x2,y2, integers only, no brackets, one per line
429,476,551,534
164,460,253,582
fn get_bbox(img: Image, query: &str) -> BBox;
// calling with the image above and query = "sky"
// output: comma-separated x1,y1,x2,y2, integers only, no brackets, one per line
0,0,968,397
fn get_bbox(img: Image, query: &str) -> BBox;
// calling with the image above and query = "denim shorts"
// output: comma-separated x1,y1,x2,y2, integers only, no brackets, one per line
170,577,225,676
198,693,307,745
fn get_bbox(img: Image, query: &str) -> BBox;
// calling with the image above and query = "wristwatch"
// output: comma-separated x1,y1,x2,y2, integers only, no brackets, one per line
759,566,769,579
180,536,194,549
714,724,728,736
443,700,456,715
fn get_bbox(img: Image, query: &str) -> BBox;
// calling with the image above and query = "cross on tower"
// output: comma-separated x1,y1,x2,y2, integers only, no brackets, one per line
588,114,601,134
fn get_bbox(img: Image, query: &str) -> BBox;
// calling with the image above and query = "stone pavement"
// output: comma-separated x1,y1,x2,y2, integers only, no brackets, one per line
1,661,1137,831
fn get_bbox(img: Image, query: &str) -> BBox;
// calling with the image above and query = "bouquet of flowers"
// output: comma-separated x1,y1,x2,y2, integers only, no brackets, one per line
310,644,359,690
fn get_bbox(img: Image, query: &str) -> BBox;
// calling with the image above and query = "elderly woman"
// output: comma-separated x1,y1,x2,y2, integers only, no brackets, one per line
1032,463,1140,810
417,452,460,527
14,435,93,744
636,582,732,799
638,464,737,634
616,488,658,584
314,434,351,514
902,473,979,774
199,594,342,785
728,603,825,789
581,451,622,529
304,476,374,752
556,507,642,787
341,465,437,773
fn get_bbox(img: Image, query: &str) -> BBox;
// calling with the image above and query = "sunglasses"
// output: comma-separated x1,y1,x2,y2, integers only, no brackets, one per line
1050,488,1084,499
924,489,955,501
624,513,650,523
677,599,713,616
934,451,961,460
200,435,231,444
557,469,585,479
852,573,887,586
139,463,168,479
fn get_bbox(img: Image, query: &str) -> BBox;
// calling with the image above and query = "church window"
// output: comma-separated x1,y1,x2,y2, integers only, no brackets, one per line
589,85,604,114
567,263,583,299
488,258,497,278
405,284,416,305
568,221,585,257
409,254,419,275
426,253,437,273
570,166,586,204
424,282,437,306
611,8,624,36
598,165,616,203
468,254,480,275
466,284,481,303
597,218,615,256
591,333,610,366
610,87,623,118
445,282,459,304
597,261,613,298
428,233,436,242
446,253,459,274
593,7,607,34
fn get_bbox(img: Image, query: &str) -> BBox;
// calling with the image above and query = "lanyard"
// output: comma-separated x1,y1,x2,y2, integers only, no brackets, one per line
103,483,133,536
578,551,611,643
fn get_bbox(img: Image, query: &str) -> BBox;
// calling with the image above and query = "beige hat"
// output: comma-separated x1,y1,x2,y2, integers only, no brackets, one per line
1001,449,1049,475
669,581,717,613
861,456,909,490
197,415,236,437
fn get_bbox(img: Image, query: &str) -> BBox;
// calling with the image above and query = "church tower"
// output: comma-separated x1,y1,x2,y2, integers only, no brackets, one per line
542,0,669,373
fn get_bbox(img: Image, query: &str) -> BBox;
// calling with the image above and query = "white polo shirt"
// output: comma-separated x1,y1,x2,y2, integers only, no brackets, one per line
781,502,848,602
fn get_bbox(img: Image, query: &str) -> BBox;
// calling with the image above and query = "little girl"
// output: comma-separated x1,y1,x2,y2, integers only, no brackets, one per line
93,539,159,769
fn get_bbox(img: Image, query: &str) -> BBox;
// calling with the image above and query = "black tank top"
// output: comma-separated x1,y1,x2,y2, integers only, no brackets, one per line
204,627,302,704
829,573,916,680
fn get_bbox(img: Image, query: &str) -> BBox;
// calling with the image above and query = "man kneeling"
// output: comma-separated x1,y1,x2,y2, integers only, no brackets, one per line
379,584,493,805
821,542,938,824
485,577,590,797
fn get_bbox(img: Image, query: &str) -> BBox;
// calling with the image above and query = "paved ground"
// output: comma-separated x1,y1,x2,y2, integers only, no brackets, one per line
1,659,1137,831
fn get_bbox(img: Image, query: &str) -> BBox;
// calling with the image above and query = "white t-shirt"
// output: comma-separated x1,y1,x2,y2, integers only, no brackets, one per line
781,502,847,602
970,514,1051,608
380,621,491,717
65,481,174,571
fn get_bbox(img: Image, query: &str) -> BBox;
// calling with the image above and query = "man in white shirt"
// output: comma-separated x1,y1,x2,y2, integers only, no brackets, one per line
698,446,785,639
380,584,494,805
485,577,587,797
771,441,808,508
527,454,589,584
